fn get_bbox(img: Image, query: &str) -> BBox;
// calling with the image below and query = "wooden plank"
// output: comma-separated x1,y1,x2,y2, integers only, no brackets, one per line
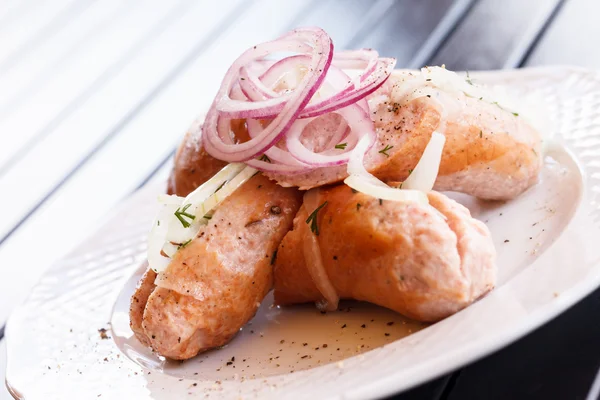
0,0,246,245
526,0,600,68
429,0,563,70
0,0,185,172
0,0,92,70
350,0,471,67
0,0,315,326
445,288,600,400
0,0,213,242
0,0,135,114
291,0,396,49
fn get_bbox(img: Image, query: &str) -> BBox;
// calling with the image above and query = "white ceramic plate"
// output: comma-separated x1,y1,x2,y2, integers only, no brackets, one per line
6,66,600,399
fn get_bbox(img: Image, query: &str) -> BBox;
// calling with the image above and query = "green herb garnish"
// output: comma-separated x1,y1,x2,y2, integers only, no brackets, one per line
465,71,474,86
379,144,394,157
335,143,347,150
178,239,192,249
306,201,328,236
215,180,227,193
174,204,195,228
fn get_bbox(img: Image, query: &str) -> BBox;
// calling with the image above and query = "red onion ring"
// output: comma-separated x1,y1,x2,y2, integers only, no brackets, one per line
203,28,333,162
201,28,395,173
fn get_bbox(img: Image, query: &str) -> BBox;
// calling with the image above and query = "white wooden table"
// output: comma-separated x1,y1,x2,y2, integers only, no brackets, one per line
2,1,600,399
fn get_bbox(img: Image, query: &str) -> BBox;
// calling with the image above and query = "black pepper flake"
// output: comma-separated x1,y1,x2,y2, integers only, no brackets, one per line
341,324,347,329
270,206,281,215
356,203,362,211
98,328,109,340
361,324,366,328
323,344,328,348
301,355,309,359
333,255,338,260
303,343,308,346
193,383,197,387
504,239,510,243
280,340,285,344
385,333,390,337
387,322,394,326
226,362,233,366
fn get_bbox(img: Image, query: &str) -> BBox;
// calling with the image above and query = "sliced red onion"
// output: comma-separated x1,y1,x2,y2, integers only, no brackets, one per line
228,55,393,120
332,48,379,71
238,65,278,100
203,28,333,162
201,28,395,171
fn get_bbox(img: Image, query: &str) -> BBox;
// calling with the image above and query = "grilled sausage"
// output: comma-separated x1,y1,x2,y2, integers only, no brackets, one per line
129,265,156,348
265,71,542,200
137,174,301,359
273,185,496,322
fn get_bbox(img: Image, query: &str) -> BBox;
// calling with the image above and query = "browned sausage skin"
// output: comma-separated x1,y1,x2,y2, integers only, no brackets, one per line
274,186,496,322
265,71,542,200
167,119,227,196
137,175,302,359
129,265,156,348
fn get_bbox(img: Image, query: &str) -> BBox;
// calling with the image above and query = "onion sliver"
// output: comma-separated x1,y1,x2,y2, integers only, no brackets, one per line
401,132,446,192
147,163,257,272
344,134,428,204
302,189,339,311
147,201,180,273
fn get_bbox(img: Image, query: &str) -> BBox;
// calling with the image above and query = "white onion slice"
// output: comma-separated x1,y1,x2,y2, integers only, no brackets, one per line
147,201,180,273
303,189,339,311
401,132,446,191
147,163,257,273
344,134,428,204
